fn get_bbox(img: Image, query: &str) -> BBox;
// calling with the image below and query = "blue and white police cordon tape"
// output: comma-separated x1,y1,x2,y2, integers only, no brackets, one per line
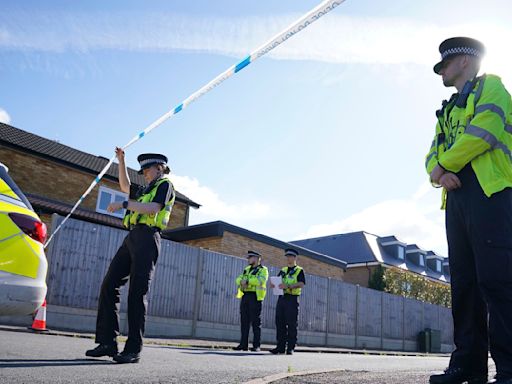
44,0,346,248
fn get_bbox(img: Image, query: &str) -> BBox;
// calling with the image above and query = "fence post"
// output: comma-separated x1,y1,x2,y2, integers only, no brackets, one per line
355,284,359,349
422,301,425,329
324,278,331,347
380,291,384,350
402,296,406,351
191,250,204,338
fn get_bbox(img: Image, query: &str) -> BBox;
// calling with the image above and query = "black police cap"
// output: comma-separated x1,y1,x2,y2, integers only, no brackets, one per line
433,37,485,74
247,250,261,258
284,248,299,257
137,153,168,174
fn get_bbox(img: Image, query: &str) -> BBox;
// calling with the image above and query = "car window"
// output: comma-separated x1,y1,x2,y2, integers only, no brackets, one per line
0,163,34,211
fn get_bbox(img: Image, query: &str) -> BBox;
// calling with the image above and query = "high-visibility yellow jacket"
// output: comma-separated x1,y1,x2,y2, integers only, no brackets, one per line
123,176,175,230
236,264,268,301
425,74,512,207
280,265,304,296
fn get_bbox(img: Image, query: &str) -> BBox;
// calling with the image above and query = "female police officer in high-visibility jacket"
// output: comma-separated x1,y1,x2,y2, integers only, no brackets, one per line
86,148,174,364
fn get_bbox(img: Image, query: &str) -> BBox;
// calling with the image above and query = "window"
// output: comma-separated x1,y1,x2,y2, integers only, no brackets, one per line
419,255,425,267
436,259,442,272
96,186,128,219
397,246,405,260
401,281,412,293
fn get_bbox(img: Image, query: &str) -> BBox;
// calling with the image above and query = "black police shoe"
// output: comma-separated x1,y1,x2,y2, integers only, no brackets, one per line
430,367,487,384
250,347,261,352
286,350,294,355
113,351,140,364
269,348,285,355
233,345,248,351
85,344,118,358
487,375,512,383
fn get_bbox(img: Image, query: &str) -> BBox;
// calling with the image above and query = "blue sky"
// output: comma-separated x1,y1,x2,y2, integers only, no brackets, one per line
1,0,511,255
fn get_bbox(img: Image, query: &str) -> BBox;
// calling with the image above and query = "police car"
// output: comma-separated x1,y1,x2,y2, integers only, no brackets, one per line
0,162,48,315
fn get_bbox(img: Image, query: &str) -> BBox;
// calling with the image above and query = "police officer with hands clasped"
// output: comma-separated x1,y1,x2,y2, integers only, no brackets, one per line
86,148,175,364
426,37,512,384
234,250,269,352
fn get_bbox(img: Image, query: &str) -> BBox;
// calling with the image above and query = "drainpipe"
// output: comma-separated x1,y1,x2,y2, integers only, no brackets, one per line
366,262,372,285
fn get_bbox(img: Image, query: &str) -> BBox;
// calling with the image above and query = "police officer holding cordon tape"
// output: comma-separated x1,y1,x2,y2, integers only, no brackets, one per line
86,148,175,364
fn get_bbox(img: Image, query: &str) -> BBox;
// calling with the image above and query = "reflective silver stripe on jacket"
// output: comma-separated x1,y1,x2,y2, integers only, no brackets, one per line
474,103,506,124
465,125,512,161
425,151,437,168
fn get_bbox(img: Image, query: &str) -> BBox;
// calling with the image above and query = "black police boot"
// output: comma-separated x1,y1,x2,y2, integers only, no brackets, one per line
487,375,512,383
85,344,118,358
233,345,248,351
250,347,261,352
286,349,294,355
269,348,285,355
113,351,140,364
430,367,487,384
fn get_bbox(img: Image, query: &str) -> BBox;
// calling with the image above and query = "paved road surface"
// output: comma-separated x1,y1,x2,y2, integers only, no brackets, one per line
0,329,457,383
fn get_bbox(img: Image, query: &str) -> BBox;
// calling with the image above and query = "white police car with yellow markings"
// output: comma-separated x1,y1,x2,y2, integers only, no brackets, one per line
0,162,48,315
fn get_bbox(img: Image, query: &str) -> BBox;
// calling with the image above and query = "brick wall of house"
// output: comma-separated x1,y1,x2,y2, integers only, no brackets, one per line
182,231,345,280
0,146,188,229
343,265,378,287
168,201,188,228
181,236,224,251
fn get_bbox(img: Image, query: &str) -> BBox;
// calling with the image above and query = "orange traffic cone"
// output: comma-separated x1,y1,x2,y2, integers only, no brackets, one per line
30,299,48,332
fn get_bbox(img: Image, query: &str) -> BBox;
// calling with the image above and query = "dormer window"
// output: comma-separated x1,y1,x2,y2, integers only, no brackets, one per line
436,259,442,272
419,255,425,266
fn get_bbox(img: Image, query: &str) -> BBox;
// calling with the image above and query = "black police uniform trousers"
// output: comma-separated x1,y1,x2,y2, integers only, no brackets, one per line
95,225,161,353
239,292,262,348
275,294,299,352
446,165,512,377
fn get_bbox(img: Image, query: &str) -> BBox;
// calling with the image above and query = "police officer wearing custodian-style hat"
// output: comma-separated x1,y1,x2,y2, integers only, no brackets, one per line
270,248,306,355
426,37,512,384
234,250,269,352
86,149,175,364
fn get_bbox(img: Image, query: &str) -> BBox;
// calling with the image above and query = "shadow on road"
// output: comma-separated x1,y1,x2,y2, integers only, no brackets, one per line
0,358,115,368
180,350,270,356
144,344,270,357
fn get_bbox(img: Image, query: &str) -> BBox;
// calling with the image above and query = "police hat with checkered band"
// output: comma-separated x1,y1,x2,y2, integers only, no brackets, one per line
433,37,485,74
284,248,299,258
247,250,261,259
137,153,168,174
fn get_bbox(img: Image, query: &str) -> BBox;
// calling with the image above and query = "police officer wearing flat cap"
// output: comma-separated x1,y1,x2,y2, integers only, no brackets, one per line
270,248,305,355
426,37,512,384
86,148,175,364
234,250,269,352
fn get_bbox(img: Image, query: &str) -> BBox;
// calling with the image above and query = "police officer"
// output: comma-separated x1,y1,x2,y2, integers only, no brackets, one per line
270,248,305,355
86,149,175,364
234,250,268,352
426,38,512,384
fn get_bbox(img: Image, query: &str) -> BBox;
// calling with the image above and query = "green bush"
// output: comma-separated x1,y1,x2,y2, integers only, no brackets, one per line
369,266,451,307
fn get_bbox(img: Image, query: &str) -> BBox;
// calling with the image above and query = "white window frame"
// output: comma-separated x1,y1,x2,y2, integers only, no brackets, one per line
397,246,405,260
96,185,128,219
436,259,442,272
419,255,425,267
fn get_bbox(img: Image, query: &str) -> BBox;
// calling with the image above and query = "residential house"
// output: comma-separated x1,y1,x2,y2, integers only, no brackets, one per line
164,220,347,280
0,123,199,230
291,231,450,287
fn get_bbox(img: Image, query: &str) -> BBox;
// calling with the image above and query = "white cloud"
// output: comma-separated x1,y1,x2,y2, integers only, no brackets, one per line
0,108,11,124
1,11,511,74
298,182,447,255
172,174,272,225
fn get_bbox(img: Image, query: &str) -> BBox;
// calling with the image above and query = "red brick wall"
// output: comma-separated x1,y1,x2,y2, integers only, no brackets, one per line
182,231,345,280
343,265,378,287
